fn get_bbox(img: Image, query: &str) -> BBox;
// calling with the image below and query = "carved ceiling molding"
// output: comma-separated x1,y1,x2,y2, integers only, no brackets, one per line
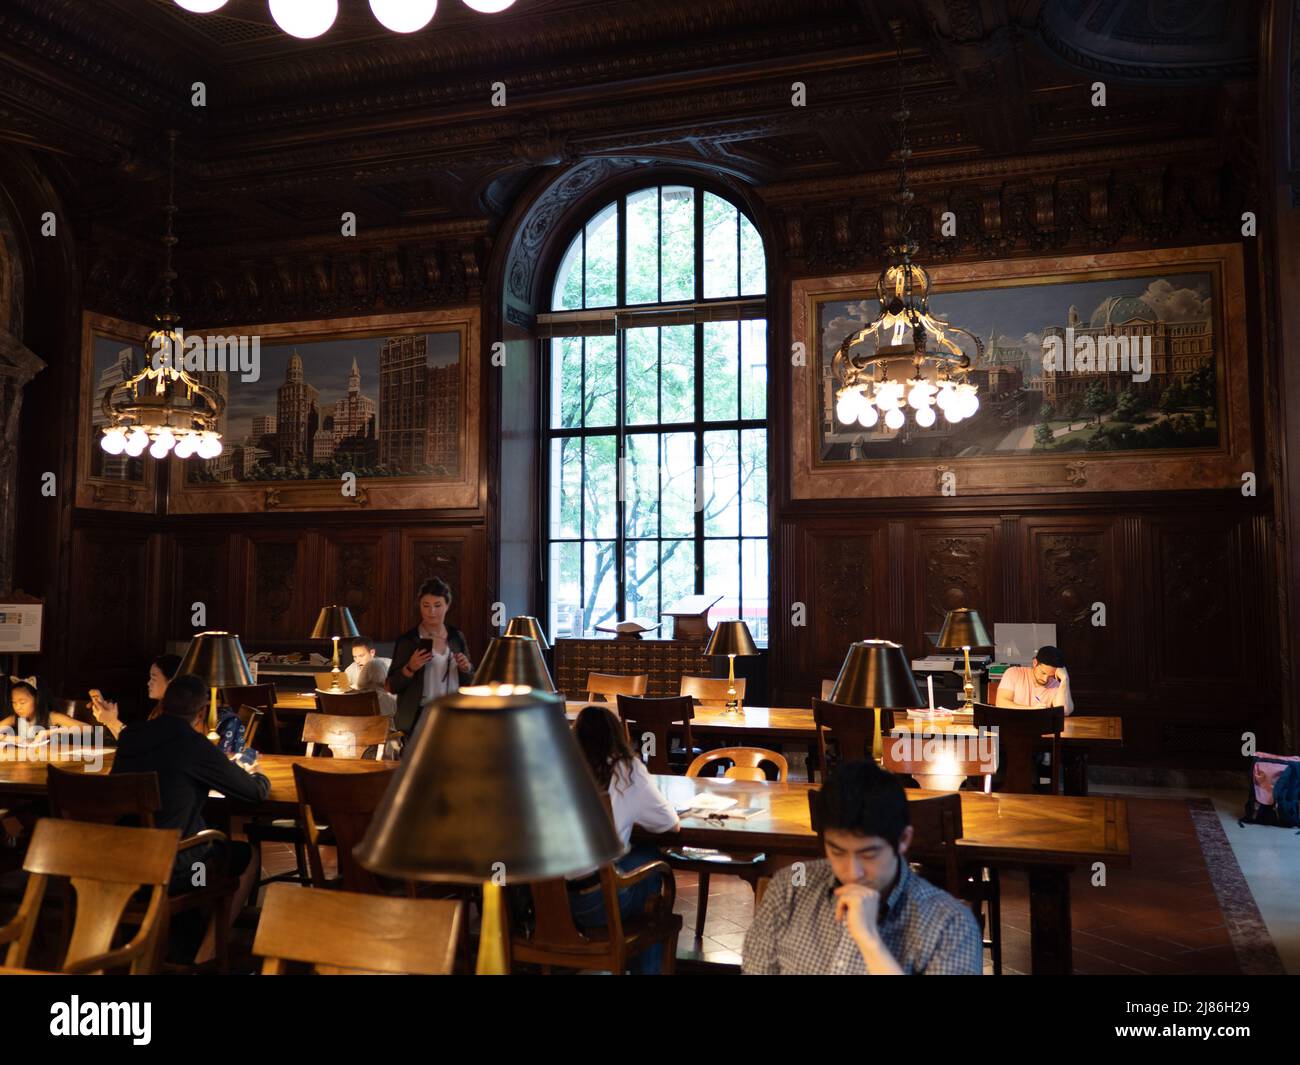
83,230,489,329
767,151,1239,274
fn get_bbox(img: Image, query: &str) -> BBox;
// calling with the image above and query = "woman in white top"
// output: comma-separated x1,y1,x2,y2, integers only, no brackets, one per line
568,704,680,973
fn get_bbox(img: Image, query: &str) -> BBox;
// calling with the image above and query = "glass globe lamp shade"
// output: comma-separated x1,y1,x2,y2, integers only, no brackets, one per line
269,0,338,38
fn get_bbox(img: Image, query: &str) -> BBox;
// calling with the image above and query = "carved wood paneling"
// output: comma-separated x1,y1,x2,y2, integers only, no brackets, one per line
321,533,387,641
795,524,889,681
1151,524,1239,682
247,537,302,643
1026,524,1114,685
914,525,999,647
172,536,229,639
398,528,486,659
67,528,154,694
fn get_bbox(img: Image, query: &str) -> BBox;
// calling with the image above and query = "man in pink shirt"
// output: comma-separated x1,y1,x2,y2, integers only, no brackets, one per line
995,645,1073,715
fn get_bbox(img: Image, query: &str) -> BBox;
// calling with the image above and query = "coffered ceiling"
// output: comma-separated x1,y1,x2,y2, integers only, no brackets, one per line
0,0,1259,254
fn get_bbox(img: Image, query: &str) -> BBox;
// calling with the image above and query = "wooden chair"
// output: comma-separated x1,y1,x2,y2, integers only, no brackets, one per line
820,679,836,700
314,690,382,717
220,683,284,753
669,748,788,937
584,672,648,702
236,705,263,752
679,675,746,707
45,765,240,973
0,818,178,974
812,698,895,779
616,694,696,774
302,713,390,760
512,860,682,974
254,883,462,974
973,703,1064,794
292,762,397,893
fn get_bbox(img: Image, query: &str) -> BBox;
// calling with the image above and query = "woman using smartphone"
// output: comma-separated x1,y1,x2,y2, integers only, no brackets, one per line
388,577,474,737
88,653,183,740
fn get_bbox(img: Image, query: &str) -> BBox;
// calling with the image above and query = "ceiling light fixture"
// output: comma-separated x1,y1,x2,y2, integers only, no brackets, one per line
832,20,982,436
370,0,437,34
172,0,516,38
99,131,225,463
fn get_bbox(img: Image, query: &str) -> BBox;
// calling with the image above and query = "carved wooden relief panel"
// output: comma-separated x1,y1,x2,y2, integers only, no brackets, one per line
249,538,300,642
915,526,998,646
1152,524,1237,681
322,533,385,639
804,527,884,678
1026,524,1114,684
173,537,229,637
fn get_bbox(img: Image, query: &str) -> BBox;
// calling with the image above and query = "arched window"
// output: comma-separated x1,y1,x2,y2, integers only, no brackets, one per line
541,183,768,641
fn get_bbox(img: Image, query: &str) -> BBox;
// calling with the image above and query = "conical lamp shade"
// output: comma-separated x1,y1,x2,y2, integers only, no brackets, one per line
472,635,556,691
176,631,254,688
503,615,550,652
354,689,623,882
828,638,921,709
704,619,758,657
310,604,360,640
934,608,993,651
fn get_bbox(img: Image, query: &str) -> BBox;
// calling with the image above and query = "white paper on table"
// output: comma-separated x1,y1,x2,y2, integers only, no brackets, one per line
676,793,737,815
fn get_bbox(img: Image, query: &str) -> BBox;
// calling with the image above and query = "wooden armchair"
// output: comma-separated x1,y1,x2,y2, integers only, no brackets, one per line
973,703,1064,794
616,694,696,774
0,818,178,974
512,860,682,974
585,672,648,702
680,675,746,707
301,712,391,760
45,765,240,973
292,762,397,893
254,883,462,974
668,747,788,937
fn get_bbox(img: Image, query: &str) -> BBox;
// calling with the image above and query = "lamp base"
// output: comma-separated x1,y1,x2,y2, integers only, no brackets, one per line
475,880,510,975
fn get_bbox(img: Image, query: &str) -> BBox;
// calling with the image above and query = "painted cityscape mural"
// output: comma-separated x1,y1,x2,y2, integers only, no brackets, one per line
89,334,147,482
816,270,1220,463
184,330,464,483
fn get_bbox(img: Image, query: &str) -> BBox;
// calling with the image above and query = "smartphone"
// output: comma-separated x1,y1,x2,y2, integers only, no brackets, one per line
417,637,434,654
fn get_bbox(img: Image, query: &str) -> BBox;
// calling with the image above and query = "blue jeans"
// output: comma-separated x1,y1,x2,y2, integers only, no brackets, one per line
569,844,667,974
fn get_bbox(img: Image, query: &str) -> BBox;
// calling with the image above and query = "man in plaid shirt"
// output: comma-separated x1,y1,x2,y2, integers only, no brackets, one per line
743,761,982,975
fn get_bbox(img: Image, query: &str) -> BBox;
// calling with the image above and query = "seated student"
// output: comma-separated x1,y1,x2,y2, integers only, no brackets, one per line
995,644,1073,715
345,636,396,716
743,761,981,975
0,677,89,742
88,653,183,740
112,672,269,966
569,704,680,974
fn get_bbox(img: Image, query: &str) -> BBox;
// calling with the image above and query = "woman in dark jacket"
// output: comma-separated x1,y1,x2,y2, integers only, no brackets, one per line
388,577,474,736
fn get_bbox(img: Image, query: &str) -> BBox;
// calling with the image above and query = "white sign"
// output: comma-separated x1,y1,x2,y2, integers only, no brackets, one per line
0,603,43,653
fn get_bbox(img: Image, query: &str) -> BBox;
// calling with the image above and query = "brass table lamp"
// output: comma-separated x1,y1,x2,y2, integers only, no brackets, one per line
310,605,361,693
828,638,923,763
935,608,993,712
503,615,550,652
176,630,254,736
703,619,759,715
354,686,623,974
472,635,556,692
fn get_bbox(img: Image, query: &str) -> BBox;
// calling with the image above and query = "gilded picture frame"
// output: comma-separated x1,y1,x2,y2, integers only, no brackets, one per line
791,243,1251,497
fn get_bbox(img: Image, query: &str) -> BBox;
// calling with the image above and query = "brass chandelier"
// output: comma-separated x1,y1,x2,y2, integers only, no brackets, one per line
99,130,225,462
832,21,983,434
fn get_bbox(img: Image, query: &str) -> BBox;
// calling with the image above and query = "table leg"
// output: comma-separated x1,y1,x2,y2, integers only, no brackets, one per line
1027,865,1073,975
1063,749,1088,796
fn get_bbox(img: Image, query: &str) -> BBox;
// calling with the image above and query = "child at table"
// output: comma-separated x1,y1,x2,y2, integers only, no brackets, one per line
0,677,88,743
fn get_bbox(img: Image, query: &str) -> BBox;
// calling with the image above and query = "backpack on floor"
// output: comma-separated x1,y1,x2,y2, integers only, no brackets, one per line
1241,753,1300,827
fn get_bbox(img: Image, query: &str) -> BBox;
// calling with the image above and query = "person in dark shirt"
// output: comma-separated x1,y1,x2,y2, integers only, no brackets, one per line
112,672,269,965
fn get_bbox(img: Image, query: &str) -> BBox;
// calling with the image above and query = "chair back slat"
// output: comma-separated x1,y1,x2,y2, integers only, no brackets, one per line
679,675,746,706
812,699,892,769
584,672,648,702
292,762,397,892
314,690,382,717
616,695,694,775
254,883,461,974
46,766,161,826
685,746,788,781
302,712,390,759
236,705,264,751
